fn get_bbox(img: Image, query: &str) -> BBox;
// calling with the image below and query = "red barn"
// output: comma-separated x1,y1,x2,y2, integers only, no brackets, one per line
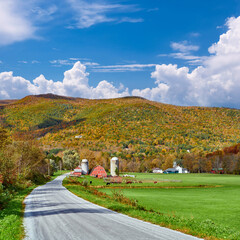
90,166,107,178
72,166,82,176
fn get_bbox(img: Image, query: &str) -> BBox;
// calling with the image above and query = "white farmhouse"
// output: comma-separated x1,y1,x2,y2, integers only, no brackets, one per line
175,165,189,173
152,168,163,173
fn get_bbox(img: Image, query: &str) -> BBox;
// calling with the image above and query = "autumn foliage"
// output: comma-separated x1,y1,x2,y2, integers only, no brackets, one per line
1,94,240,174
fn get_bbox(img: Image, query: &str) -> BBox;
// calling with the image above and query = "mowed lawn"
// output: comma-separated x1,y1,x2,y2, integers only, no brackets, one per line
100,173,240,234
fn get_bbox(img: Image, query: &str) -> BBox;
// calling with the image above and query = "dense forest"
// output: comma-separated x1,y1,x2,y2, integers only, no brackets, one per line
0,93,240,174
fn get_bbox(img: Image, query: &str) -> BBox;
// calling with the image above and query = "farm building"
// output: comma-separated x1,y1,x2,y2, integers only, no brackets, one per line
152,168,163,173
211,168,224,174
72,166,82,176
81,159,89,175
175,166,189,173
110,157,119,177
90,165,107,178
164,168,179,174
164,162,189,174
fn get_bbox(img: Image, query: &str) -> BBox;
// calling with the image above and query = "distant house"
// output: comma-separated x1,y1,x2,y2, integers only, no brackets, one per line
164,168,179,174
75,135,82,139
211,168,224,174
175,166,189,173
164,162,189,174
90,165,107,178
152,168,163,173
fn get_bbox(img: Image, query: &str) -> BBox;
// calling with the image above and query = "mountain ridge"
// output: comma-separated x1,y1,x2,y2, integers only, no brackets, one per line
1,93,240,171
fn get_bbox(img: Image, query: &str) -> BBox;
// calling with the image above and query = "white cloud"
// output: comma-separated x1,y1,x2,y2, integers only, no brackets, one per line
50,60,155,72
169,53,207,65
67,0,142,28
159,41,205,65
0,71,32,99
0,1,57,46
171,41,199,53
2,16,240,108
208,17,240,55
0,61,129,99
50,59,99,67
31,5,57,22
133,16,240,108
92,64,156,72
0,1,36,45
118,17,144,23
50,59,73,66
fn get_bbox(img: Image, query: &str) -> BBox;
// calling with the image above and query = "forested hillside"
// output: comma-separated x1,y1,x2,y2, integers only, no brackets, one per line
1,94,240,172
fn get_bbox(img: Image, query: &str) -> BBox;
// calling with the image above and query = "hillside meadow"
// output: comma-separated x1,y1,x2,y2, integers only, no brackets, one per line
64,173,240,240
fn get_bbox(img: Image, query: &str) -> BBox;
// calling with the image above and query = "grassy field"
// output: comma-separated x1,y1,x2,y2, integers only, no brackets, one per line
64,173,240,240
0,170,69,240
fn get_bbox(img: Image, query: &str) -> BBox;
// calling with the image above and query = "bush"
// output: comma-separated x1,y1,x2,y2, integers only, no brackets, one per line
30,172,50,185
0,184,13,209
82,179,88,187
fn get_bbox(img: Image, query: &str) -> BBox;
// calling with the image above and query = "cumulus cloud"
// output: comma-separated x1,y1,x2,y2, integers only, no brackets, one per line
2,16,240,108
133,16,240,108
0,1,57,45
0,1,36,45
0,61,129,99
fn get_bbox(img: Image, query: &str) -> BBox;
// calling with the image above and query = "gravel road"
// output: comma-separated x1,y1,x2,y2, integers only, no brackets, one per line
24,174,202,240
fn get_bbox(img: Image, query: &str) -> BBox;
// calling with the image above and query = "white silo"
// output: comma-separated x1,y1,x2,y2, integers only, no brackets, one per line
81,159,89,175
110,157,119,176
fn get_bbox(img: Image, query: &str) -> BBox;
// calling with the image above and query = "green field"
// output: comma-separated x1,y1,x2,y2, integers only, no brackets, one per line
65,173,240,239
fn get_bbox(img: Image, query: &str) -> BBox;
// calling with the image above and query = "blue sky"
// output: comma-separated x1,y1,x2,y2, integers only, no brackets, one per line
1,0,240,108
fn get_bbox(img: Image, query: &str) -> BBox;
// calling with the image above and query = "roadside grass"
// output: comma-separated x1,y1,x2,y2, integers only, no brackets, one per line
0,170,68,240
63,174,240,240
0,186,35,240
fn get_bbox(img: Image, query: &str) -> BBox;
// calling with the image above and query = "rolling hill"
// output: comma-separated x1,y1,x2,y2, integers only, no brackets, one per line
1,94,240,171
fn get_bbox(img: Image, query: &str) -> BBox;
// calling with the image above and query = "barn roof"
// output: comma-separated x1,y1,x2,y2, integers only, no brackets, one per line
165,168,178,171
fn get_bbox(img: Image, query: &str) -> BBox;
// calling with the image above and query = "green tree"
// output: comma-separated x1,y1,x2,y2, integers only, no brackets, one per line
62,149,80,170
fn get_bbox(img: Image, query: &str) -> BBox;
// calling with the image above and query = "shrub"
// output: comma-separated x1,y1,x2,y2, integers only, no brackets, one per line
82,180,88,187
0,184,13,209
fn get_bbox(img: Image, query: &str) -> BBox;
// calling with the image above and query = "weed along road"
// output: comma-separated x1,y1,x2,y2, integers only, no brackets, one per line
24,175,201,240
